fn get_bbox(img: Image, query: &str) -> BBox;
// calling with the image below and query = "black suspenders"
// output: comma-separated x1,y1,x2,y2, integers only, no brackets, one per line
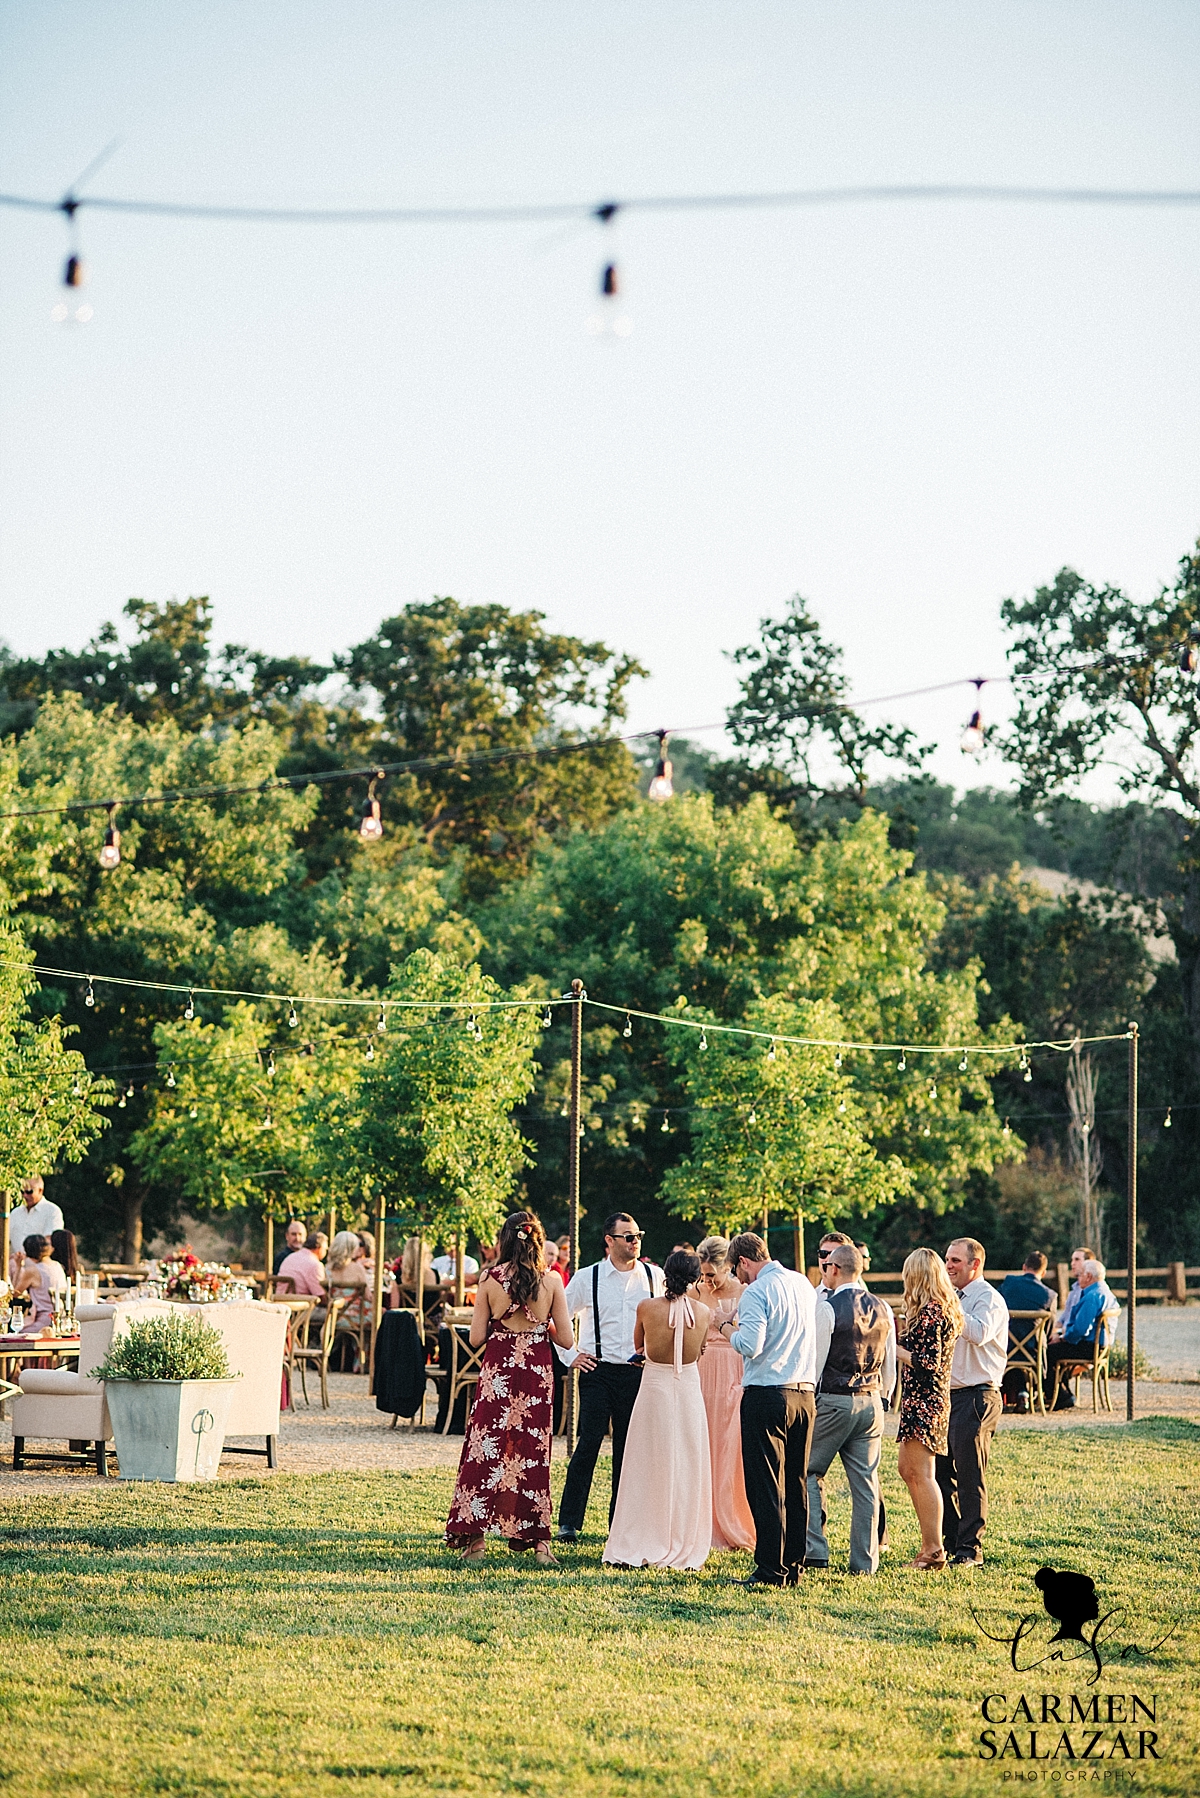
591,1259,653,1363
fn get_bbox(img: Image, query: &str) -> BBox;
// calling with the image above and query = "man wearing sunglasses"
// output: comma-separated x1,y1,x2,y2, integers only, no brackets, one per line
8,1176,65,1279
554,1212,665,1541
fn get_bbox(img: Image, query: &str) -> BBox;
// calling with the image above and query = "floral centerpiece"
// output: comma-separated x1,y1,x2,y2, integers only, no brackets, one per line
152,1248,237,1303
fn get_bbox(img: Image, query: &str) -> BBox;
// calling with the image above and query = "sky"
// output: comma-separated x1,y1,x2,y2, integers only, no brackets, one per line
1,1,1198,792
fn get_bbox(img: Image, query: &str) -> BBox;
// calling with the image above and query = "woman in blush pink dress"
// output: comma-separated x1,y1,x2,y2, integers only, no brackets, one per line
695,1236,756,1552
603,1251,712,1572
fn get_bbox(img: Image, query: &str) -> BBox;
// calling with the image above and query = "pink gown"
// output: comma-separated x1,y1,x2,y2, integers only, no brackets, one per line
697,1286,756,1551
603,1297,712,1571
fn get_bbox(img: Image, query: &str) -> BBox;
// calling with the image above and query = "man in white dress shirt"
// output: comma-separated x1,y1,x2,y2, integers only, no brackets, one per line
8,1176,65,1276
554,1212,664,1541
938,1237,1009,1567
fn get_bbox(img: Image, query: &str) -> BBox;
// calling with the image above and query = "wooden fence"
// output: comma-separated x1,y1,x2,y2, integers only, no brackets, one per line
811,1263,1200,1308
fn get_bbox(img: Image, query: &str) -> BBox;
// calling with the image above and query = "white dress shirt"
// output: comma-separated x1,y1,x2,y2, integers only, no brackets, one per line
949,1277,1009,1389
555,1256,665,1366
8,1197,65,1258
729,1261,817,1387
814,1278,897,1401
431,1253,479,1280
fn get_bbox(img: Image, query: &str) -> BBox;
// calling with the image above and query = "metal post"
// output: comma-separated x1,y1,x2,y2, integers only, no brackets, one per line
1126,1023,1138,1422
370,1192,385,1385
566,978,584,1454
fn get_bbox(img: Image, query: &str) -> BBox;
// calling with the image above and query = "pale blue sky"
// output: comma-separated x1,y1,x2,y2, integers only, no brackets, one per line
1,2,1197,789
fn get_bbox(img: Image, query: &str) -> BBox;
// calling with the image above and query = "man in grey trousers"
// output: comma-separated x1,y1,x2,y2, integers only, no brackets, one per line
805,1244,896,1574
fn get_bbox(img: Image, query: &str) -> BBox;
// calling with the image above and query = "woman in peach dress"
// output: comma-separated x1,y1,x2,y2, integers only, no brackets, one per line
603,1252,712,1571
695,1236,756,1552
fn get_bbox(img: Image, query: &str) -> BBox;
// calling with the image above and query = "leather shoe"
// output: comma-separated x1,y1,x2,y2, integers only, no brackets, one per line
802,1560,829,1571
556,1527,580,1542
950,1552,982,1568
731,1571,786,1589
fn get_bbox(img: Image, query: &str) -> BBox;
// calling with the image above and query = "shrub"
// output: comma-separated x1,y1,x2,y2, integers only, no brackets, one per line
91,1313,234,1381
1107,1339,1157,1380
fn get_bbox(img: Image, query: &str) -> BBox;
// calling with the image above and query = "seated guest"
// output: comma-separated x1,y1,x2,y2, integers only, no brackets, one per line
14,1234,68,1333
999,1252,1055,1410
1046,1258,1115,1409
277,1231,328,1298
1052,1245,1097,1339
50,1229,79,1282
432,1245,480,1289
328,1231,370,1320
355,1230,376,1272
274,1218,306,1274
400,1237,436,1293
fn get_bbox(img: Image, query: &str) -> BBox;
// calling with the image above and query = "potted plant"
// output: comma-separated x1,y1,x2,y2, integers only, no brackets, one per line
91,1312,240,1482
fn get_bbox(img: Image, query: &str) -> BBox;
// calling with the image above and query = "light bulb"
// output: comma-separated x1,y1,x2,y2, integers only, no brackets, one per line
541,1009,552,1028
922,1123,931,1137
117,1092,126,1109
560,1101,569,1118
1002,1118,1011,1137
267,1052,276,1078
834,1053,842,1070
1164,1108,1172,1128
959,1054,968,1072
52,255,93,325
1023,1066,1033,1083
166,1070,176,1089
647,730,673,802
623,1015,633,1038
377,1004,387,1034
98,825,121,870
262,1111,272,1130
365,1040,375,1062
189,1105,198,1119
767,1040,776,1061
72,1079,82,1098
898,1053,907,1071
929,1082,937,1099
960,705,985,756
84,979,95,1008
288,1002,299,1028
748,1109,757,1125
838,1099,847,1114
184,993,195,1021
661,1113,670,1133
587,261,633,338
699,1031,708,1051
359,798,383,841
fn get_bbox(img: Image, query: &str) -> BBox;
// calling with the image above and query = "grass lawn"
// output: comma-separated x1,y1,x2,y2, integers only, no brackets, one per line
1,1417,1196,1798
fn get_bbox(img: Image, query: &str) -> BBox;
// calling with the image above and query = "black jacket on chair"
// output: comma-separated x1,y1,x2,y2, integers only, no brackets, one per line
372,1310,427,1419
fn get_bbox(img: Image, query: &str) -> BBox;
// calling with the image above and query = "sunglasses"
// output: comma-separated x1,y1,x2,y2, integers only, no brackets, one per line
818,1250,832,1261
610,1232,643,1244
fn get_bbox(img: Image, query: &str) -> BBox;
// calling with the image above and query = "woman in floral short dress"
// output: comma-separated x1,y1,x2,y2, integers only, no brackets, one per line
895,1248,963,1570
445,1210,574,1568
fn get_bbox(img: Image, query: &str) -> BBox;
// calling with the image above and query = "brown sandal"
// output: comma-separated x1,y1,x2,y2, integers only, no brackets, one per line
533,1546,560,1569
459,1536,486,1562
910,1547,948,1570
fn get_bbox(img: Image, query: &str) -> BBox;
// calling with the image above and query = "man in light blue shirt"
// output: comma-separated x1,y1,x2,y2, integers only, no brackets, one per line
1046,1259,1116,1410
714,1231,817,1587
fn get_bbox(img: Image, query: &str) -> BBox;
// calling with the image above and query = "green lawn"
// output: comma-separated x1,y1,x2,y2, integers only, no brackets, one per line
1,1418,1196,1798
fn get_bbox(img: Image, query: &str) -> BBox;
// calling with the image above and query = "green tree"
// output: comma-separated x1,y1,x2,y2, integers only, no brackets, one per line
660,994,912,1236
310,950,540,1261
0,922,111,1207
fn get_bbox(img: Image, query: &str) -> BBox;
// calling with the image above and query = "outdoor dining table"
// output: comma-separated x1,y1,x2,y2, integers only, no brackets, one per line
0,1334,81,1418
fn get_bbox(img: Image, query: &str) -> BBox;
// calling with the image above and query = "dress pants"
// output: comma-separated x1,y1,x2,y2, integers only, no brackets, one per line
739,1384,815,1584
558,1362,643,1532
804,1392,884,1574
936,1384,1001,1559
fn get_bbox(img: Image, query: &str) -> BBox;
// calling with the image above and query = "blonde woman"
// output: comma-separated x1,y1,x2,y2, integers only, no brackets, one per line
695,1235,755,1552
895,1249,962,1570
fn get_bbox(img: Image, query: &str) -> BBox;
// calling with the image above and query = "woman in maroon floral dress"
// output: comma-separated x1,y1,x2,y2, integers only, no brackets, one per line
445,1210,578,1568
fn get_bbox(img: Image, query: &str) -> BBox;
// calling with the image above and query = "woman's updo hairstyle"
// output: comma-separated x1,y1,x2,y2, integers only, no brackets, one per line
664,1249,701,1298
695,1235,729,1268
496,1209,546,1307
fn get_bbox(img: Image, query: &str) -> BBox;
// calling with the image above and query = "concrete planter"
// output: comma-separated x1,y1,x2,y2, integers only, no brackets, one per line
105,1379,238,1482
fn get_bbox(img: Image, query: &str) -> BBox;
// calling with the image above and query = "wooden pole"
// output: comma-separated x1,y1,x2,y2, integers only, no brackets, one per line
793,1212,804,1275
370,1192,385,1385
454,1225,466,1308
2,1189,10,1286
328,1206,337,1245
264,1212,274,1282
1126,1023,1138,1422
566,978,584,1454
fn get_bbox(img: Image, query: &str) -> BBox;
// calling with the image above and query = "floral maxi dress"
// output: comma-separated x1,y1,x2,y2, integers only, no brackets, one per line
445,1268,555,1548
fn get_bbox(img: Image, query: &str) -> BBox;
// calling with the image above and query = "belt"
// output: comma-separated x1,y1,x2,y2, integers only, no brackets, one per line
954,1383,999,1392
750,1382,814,1393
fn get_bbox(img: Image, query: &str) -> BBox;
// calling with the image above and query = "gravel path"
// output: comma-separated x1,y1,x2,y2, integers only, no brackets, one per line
1,1353,1196,1494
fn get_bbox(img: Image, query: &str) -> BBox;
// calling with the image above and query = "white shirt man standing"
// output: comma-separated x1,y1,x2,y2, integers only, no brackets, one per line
8,1176,65,1278
938,1237,1009,1567
554,1212,664,1541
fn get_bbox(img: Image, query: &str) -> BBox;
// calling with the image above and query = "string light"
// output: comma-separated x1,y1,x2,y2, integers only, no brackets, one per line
1002,1117,1011,1137
834,1053,843,1069
838,1098,847,1113
376,1004,387,1035
1164,1107,1172,1128
767,1040,776,1061
117,1089,126,1109
959,1053,969,1072
84,978,95,1008
71,1078,82,1097
623,1014,633,1038
698,1030,708,1051
588,258,632,339
166,1069,176,1088
661,1112,671,1133
267,1050,276,1078
897,1052,907,1071
560,1100,569,1118
262,1109,273,1130
747,1108,757,1124
365,1039,375,1062
960,679,986,756
359,771,385,842
1018,1049,1030,1072
1024,1060,1033,1083
542,1008,553,1028
51,252,92,326
647,730,674,802
929,1081,937,1099
189,1105,198,1119
184,992,195,1021
922,1123,931,1137
287,1001,299,1028
98,803,121,870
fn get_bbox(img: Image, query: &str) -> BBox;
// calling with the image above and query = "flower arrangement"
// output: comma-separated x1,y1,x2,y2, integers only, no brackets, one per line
152,1248,237,1304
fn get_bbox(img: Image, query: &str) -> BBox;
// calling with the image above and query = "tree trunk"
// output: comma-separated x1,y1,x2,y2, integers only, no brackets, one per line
123,1186,144,1265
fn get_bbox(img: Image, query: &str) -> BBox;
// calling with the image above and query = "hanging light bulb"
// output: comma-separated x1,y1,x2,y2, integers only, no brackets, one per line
929,1081,938,1100
647,730,674,803
84,978,95,1009
767,1040,776,1061
1023,1061,1033,1083
1164,1107,1173,1128
189,1104,198,1119
117,1090,126,1109
838,1098,847,1114
377,1004,387,1035
560,1099,570,1118
1018,1048,1029,1072
365,1039,375,1062
72,1078,82,1098
267,1051,276,1079
922,1122,931,1137
262,1110,273,1131
359,772,385,841
959,1053,969,1072
660,1111,671,1133
98,802,121,870
623,1014,633,1038
587,256,633,338
898,1052,907,1071
541,1008,553,1028
960,679,986,756
698,1030,708,1051
126,1082,134,1100
1002,1117,1011,1138
834,1052,843,1069
184,992,195,1021
287,1001,299,1029
51,252,93,325
747,1108,757,1125
166,1069,176,1089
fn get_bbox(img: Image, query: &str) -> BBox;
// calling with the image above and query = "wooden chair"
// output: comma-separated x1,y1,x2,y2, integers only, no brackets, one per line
265,1275,298,1299
292,1298,346,1409
329,1282,370,1372
278,1298,318,1410
1047,1325,1114,1414
1004,1310,1052,1414
431,1317,486,1435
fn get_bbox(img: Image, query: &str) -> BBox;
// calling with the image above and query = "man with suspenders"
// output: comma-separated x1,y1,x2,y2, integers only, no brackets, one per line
554,1211,666,1541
